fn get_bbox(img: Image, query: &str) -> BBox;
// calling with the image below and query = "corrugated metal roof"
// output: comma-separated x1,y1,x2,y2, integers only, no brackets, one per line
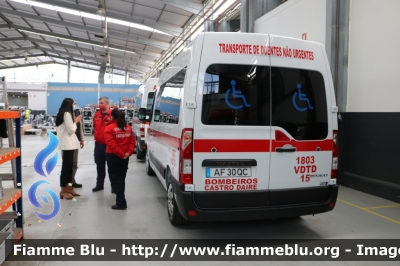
0,0,208,80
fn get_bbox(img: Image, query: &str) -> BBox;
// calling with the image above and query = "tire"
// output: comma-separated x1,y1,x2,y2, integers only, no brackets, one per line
167,180,188,226
145,150,155,176
136,148,145,160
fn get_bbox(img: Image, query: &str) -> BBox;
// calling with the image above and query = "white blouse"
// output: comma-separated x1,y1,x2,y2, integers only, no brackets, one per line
56,112,80,150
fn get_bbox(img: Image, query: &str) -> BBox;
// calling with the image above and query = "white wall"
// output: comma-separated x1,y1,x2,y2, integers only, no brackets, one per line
347,0,400,112
254,0,327,46
28,91,47,111
5,82,47,110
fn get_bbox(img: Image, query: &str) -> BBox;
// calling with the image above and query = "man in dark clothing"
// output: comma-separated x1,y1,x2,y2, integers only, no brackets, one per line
92,97,112,192
72,104,84,188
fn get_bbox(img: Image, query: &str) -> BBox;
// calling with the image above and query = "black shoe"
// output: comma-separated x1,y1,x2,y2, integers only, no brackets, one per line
92,186,104,192
111,205,126,210
72,183,82,188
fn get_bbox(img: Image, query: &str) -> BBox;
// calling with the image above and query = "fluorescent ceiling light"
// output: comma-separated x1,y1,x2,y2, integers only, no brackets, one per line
8,0,171,36
212,0,238,20
83,13,102,21
54,6,80,16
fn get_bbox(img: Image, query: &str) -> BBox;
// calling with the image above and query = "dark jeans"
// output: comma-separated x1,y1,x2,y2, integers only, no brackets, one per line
94,142,107,187
60,150,76,187
106,153,129,207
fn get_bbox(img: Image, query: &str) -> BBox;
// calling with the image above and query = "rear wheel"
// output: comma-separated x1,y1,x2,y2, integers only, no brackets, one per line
167,181,188,226
136,147,145,160
145,150,155,176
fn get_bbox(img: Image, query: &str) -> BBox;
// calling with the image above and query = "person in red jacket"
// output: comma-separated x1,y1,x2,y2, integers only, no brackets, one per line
92,97,112,192
104,108,136,210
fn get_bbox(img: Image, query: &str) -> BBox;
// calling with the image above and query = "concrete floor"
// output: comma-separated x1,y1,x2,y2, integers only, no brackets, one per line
1,134,400,266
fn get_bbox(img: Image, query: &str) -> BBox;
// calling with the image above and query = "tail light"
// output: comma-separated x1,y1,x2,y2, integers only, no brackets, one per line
331,130,339,179
139,124,145,138
179,128,193,184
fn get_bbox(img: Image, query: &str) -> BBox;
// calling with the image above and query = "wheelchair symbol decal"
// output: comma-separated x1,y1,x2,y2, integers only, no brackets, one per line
225,80,251,110
292,84,314,112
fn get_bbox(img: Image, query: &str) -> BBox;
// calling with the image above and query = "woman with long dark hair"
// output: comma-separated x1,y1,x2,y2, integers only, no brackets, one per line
56,98,82,199
104,108,135,209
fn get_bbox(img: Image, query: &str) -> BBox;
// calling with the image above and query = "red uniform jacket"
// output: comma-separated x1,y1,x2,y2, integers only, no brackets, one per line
93,109,112,144
104,120,136,159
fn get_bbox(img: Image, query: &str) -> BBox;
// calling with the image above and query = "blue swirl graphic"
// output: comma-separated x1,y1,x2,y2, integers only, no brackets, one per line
28,180,60,221
34,130,59,177
41,195,49,203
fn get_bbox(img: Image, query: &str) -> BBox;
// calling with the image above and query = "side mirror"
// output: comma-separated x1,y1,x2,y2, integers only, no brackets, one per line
154,110,160,122
138,108,146,122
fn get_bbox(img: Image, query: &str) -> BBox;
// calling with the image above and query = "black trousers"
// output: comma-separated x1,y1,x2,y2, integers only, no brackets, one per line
71,148,79,183
106,153,129,207
60,150,76,187
94,142,107,187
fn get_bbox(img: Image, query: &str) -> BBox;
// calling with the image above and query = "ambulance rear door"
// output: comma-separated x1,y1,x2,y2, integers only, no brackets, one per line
191,33,272,209
268,36,334,207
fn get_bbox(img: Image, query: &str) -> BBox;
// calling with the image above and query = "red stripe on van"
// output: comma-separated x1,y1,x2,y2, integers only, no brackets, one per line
193,139,333,153
150,129,180,149
272,139,333,152
194,140,270,152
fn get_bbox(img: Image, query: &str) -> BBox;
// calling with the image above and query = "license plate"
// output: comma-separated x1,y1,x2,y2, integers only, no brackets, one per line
206,168,252,178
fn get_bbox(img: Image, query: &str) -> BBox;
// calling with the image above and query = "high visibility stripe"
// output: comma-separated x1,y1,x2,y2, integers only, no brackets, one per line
151,131,333,153
193,139,333,152
272,139,333,152
194,139,270,152
150,129,180,149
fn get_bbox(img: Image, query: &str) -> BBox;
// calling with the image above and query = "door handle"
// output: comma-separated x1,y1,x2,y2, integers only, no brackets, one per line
276,147,296,153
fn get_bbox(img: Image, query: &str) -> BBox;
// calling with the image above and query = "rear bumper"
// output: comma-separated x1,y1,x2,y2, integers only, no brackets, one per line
171,178,338,222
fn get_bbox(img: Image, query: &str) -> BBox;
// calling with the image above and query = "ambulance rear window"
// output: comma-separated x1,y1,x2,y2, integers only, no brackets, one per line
146,92,154,110
202,64,272,126
201,64,328,140
134,93,142,117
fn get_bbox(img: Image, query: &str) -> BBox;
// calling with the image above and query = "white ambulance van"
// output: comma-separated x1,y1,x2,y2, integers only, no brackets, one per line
146,32,339,226
132,78,158,159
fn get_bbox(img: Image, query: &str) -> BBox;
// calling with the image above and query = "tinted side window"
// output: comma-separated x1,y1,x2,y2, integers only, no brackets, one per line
202,64,271,126
134,93,142,117
155,68,186,124
146,92,155,111
271,67,328,140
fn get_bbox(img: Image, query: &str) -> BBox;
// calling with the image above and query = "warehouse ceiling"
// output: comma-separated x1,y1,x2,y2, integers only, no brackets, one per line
0,0,209,81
